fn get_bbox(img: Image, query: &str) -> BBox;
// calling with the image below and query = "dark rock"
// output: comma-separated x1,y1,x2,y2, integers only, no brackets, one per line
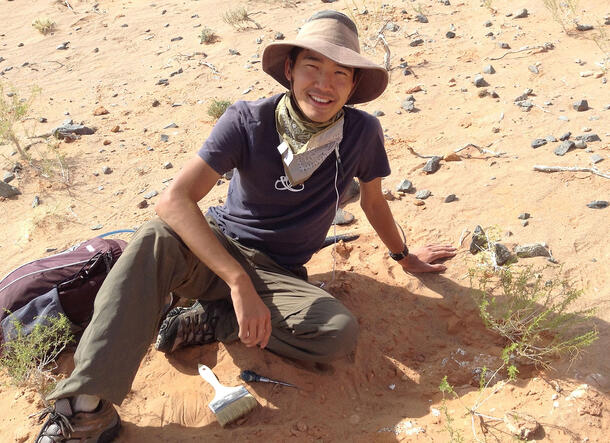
163,162,173,169
157,78,169,86
396,179,413,193
484,20,492,27
332,207,355,225
102,166,112,175
493,243,513,266
385,22,399,32
531,139,547,148
559,132,571,141
554,140,575,156
483,65,495,74
373,110,385,117
574,139,587,149
518,213,531,220
274,32,285,40
137,200,148,209
56,42,69,50
444,194,457,203
587,200,608,209
12,162,23,173
514,243,550,258
53,121,96,140
573,100,588,111
415,189,431,200
0,180,20,198
473,74,488,87
169,68,183,77
591,154,603,164
32,196,40,208
163,122,178,129
160,134,169,142
152,99,160,107
498,42,510,49
170,36,183,42
416,14,429,23
423,156,442,174
545,135,557,143
576,24,594,31
409,39,424,47
576,133,601,143
3,172,15,183
469,225,487,254
401,99,416,113
445,31,456,39
513,8,528,19
39,117,47,123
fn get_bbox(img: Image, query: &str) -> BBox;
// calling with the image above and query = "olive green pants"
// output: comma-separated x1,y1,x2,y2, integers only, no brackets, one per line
49,218,357,405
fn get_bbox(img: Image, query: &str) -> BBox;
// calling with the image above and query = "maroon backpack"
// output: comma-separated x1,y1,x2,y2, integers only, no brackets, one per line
0,237,126,333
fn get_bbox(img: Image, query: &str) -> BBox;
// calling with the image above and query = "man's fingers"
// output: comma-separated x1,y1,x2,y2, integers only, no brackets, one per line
260,320,271,349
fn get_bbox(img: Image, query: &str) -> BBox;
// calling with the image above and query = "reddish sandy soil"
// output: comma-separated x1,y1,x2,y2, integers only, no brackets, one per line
0,0,608,441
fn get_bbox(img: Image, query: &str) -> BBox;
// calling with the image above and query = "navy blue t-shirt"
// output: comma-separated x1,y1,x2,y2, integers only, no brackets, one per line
198,94,390,268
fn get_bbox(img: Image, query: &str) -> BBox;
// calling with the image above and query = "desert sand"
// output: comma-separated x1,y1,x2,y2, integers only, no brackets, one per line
0,0,608,441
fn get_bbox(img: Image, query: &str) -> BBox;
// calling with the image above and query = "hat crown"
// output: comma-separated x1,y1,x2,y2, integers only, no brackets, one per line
296,16,360,54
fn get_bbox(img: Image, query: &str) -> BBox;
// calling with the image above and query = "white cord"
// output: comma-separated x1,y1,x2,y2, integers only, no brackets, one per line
331,150,340,282
274,175,304,192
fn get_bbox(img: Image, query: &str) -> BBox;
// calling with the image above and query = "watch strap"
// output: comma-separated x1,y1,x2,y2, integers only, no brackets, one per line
389,244,409,261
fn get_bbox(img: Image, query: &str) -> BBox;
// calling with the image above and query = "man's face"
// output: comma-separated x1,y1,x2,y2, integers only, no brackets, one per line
284,49,356,123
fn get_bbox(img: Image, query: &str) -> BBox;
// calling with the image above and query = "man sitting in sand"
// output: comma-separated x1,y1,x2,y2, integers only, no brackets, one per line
35,10,456,442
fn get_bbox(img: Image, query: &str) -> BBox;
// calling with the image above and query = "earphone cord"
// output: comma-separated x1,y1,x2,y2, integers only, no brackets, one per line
331,154,340,283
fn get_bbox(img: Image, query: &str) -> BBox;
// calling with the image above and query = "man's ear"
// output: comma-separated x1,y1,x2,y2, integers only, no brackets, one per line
284,57,292,82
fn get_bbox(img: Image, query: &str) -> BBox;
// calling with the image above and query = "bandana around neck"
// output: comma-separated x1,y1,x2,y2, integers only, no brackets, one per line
275,91,345,185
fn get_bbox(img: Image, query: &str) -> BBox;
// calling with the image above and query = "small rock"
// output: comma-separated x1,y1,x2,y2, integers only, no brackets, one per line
401,99,416,113
528,65,539,74
473,74,488,87
163,162,173,169
32,196,40,208
555,140,575,156
39,117,47,123
137,199,148,209
332,207,354,225
103,139,111,145
574,140,587,149
444,194,457,203
493,243,513,266
577,133,601,143
531,138,547,149
157,78,169,86
228,48,240,55
372,110,385,117
514,243,550,258
576,24,594,31
163,122,178,129
274,32,285,40
143,190,158,199
445,31,455,39
102,166,112,175
545,135,557,142
484,20,492,27
423,156,442,174
90,224,103,231
513,9,528,19
3,172,15,183
521,220,529,227
518,213,530,220
503,412,541,440
170,36,183,42
590,154,603,164
586,200,608,209
0,181,21,197
483,65,495,74
444,152,461,162
160,134,169,142
573,100,589,111
413,200,425,206
416,14,428,23
559,132,571,141
385,22,399,32
152,99,161,107
93,106,109,116
498,42,510,49
382,189,396,201
396,179,412,193
415,189,431,200
409,38,424,47
110,125,120,133
56,42,69,50
470,225,487,254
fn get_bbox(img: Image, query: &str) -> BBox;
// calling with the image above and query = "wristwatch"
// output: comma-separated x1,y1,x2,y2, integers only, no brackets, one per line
388,244,409,261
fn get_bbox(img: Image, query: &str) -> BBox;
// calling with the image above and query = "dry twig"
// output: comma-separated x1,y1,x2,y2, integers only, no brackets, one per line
406,144,436,159
454,143,506,158
533,165,610,179
489,43,554,61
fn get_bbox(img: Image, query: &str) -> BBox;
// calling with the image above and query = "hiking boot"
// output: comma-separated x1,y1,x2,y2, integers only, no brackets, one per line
35,398,120,443
155,299,230,354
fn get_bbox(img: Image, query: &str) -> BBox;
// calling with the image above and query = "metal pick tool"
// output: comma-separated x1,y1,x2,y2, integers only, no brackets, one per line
240,370,298,388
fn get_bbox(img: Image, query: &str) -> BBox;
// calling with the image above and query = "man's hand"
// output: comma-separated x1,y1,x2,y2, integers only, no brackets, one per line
230,279,271,348
399,245,457,273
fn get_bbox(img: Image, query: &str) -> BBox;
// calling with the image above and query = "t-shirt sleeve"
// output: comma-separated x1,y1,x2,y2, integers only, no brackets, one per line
355,115,391,182
197,103,247,175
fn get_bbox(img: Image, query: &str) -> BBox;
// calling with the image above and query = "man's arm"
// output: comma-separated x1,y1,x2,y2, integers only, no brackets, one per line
155,156,271,348
359,177,456,273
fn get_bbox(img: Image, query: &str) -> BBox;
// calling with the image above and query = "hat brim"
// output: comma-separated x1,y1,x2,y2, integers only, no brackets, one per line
262,39,389,105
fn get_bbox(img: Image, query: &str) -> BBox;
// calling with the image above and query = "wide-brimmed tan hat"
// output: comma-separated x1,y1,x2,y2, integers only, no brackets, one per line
262,10,389,105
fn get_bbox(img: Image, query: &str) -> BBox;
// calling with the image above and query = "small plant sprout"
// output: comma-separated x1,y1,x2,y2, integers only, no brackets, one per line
32,18,56,35
222,7,261,30
207,99,231,120
0,83,40,160
199,27,218,44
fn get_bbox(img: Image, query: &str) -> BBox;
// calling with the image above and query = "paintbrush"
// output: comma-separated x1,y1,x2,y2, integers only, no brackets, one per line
198,364,258,426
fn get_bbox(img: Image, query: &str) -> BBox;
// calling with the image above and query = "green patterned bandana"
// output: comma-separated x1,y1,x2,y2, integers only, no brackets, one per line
275,92,345,185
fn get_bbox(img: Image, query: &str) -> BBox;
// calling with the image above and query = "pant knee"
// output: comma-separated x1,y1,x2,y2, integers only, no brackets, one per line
315,306,359,362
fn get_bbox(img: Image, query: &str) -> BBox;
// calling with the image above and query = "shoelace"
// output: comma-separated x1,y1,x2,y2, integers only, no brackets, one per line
33,407,75,439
